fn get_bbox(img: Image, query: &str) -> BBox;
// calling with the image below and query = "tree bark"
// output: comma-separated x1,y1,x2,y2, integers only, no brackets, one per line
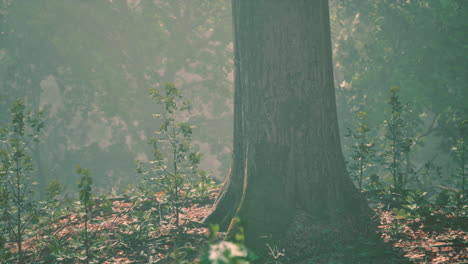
206,0,393,262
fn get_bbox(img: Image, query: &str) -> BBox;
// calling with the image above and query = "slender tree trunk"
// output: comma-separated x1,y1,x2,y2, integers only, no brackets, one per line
405,151,410,188
14,128,24,264
84,203,89,264
16,157,23,264
205,1,405,262
462,139,465,192
393,118,398,189
360,135,364,191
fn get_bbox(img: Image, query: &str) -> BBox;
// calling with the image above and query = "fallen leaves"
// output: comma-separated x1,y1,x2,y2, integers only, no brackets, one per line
375,205,468,264
7,192,217,263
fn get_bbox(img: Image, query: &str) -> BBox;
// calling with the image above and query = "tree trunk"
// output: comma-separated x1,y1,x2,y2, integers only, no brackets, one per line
206,0,395,262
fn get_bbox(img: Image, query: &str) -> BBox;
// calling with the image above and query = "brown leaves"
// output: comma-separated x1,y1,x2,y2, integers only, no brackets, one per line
375,207,468,263
11,192,217,263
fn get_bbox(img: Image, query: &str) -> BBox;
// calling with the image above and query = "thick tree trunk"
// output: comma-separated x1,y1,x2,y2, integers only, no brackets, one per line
206,0,394,262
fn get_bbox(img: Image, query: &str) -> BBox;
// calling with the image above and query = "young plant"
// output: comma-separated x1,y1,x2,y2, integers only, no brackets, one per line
451,120,468,193
77,166,93,264
195,169,216,202
36,179,71,263
0,127,10,260
0,100,44,263
402,190,432,221
383,86,413,190
139,83,206,226
449,191,467,218
347,111,376,191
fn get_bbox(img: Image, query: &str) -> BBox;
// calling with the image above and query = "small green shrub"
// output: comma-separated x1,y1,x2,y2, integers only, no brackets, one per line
401,190,432,220
138,83,213,226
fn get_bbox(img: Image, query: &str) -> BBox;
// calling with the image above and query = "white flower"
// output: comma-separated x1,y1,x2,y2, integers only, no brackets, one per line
208,241,249,264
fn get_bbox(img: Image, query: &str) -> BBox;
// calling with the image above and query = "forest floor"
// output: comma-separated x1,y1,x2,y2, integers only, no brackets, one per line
5,189,468,263
375,203,468,264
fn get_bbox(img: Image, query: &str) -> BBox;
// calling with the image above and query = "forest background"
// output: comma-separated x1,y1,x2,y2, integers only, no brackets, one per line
0,0,467,199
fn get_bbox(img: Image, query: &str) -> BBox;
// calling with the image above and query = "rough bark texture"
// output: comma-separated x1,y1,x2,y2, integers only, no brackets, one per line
206,0,389,262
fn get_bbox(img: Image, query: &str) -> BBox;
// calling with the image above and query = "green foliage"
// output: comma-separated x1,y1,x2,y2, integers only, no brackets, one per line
77,167,93,208
0,82,220,263
447,191,467,218
111,189,161,259
387,210,406,239
401,190,432,221
0,100,44,263
0,1,466,262
138,83,213,226
346,111,376,191
77,166,93,264
383,86,415,190
46,179,65,202
435,189,451,208
0,234,12,263
35,179,73,263
196,169,216,201
451,120,468,192
1,0,234,194
378,187,467,236
346,87,451,193
333,0,467,196
333,0,468,131
376,188,404,210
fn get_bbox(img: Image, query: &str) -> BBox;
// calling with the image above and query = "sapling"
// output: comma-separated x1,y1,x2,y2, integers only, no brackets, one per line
195,169,214,201
77,166,93,264
0,128,12,262
383,87,413,190
0,100,44,263
347,111,375,191
449,120,468,213
139,83,206,227
451,120,468,193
